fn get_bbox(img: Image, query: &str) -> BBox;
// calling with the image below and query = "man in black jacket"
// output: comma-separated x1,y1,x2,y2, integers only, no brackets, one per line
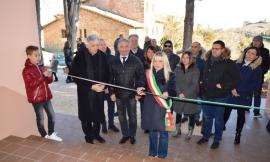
99,39,120,134
109,38,145,145
129,34,145,64
197,40,240,149
163,40,180,71
246,36,270,118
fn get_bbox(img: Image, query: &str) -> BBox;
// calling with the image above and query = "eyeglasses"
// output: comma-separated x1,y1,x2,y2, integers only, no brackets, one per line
164,44,172,48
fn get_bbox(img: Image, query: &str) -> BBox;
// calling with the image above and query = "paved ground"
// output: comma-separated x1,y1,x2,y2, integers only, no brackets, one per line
38,70,270,162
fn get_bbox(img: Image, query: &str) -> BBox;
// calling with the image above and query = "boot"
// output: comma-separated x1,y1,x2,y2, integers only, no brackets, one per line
185,127,194,140
102,122,108,134
172,123,181,137
234,133,241,145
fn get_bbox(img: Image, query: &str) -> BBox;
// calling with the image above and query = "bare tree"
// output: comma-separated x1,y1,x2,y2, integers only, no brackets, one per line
35,0,44,64
63,0,81,52
182,0,195,51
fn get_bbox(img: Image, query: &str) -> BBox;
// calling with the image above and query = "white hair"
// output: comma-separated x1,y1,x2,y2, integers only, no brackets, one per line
118,38,130,49
86,34,100,44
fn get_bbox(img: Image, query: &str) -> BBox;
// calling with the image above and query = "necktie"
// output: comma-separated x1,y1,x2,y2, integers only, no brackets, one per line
122,57,126,64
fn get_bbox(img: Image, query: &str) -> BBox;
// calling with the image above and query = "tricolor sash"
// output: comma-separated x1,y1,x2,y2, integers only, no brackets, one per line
146,69,175,131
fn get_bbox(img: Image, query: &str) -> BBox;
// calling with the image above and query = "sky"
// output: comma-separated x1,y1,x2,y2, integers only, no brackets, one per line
41,0,270,29
155,0,270,29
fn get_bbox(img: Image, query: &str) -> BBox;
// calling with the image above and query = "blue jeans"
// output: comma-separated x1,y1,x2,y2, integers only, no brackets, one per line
104,94,115,127
149,130,169,158
32,100,55,137
202,97,228,142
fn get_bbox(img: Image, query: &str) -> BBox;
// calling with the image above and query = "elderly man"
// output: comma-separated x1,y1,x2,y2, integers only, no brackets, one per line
71,34,108,144
151,38,162,51
129,34,145,64
109,38,145,145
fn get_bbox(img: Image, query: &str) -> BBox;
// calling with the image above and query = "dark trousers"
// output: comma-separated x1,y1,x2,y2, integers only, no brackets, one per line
202,97,228,142
116,98,137,137
149,130,169,158
140,98,144,128
103,94,115,127
52,72,58,80
254,80,263,115
176,113,195,129
32,100,55,137
224,108,245,133
65,61,73,82
81,121,101,139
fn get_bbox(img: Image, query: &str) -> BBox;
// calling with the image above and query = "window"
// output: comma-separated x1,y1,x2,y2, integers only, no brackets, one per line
61,29,67,38
84,29,87,38
79,29,82,38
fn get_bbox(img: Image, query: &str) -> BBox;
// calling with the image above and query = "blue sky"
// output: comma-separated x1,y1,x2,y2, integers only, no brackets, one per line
41,0,270,29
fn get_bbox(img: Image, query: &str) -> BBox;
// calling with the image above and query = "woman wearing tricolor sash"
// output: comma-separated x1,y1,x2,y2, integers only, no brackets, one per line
141,52,175,159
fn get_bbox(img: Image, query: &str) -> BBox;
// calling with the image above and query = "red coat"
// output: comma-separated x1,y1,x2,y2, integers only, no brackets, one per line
22,59,53,103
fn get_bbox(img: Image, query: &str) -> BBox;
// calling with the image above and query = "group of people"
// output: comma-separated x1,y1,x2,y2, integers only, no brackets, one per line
22,33,270,159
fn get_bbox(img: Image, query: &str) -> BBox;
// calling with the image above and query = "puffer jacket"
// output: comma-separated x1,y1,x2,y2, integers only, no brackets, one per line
22,59,53,103
200,48,241,99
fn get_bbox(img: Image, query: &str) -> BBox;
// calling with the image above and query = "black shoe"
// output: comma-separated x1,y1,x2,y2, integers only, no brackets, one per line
158,155,166,159
95,135,106,143
195,120,202,126
144,130,150,134
253,113,262,118
85,136,94,144
234,133,241,145
197,138,208,145
54,79,58,82
181,117,188,123
114,112,119,116
119,137,129,144
102,123,108,134
130,137,136,144
108,125,120,132
210,142,220,149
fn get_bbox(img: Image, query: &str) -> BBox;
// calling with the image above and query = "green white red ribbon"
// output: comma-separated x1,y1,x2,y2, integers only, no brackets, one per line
146,70,175,131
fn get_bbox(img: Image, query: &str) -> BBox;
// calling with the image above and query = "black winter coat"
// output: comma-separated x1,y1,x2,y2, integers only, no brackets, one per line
109,54,145,99
167,53,180,71
201,51,240,99
71,49,109,122
129,47,145,64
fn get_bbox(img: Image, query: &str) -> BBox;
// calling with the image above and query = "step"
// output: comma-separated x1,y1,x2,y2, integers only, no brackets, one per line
0,135,173,162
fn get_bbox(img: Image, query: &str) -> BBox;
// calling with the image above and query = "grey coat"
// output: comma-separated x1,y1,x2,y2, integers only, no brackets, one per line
173,64,200,114
51,59,59,73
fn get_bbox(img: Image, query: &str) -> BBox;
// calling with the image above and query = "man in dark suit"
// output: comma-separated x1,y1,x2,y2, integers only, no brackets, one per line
109,38,145,145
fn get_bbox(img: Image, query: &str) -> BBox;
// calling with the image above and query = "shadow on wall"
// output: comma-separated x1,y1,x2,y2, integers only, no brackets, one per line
0,86,38,139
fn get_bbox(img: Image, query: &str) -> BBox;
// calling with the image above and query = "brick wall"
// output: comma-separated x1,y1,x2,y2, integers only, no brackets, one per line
43,9,133,52
85,0,144,22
